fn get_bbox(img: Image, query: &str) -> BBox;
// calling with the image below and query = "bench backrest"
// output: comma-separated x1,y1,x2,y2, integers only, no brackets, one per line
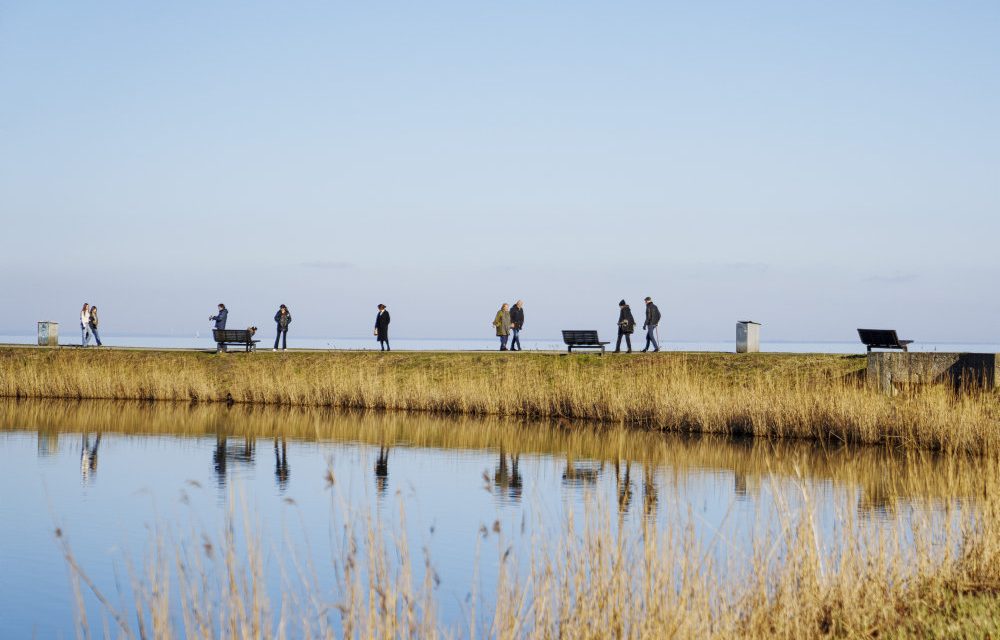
562,330,601,345
213,329,253,342
857,328,903,348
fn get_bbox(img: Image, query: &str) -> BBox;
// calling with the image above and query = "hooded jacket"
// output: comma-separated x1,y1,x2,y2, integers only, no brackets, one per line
493,307,511,336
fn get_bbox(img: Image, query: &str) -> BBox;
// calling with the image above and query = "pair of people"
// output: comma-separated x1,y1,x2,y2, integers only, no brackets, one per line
615,297,661,353
492,300,524,351
211,303,295,351
79,303,102,347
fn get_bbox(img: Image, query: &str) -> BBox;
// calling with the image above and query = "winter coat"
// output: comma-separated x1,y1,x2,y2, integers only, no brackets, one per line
643,303,661,329
617,306,635,334
375,310,391,341
510,305,524,330
275,310,292,330
89,309,99,329
211,308,228,330
493,308,511,336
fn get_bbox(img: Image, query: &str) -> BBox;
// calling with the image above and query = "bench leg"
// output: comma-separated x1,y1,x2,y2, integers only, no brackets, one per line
568,346,572,353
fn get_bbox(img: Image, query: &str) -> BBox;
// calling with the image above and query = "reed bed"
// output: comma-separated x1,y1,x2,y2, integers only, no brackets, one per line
59,457,1000,638
3,348,1000,453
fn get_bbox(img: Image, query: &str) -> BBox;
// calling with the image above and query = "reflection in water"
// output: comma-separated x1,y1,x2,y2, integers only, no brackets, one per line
493,446,523,503
80,433,101,483
274,436,290,491
0,398,989,516
213,435,256,489
374,445,389,496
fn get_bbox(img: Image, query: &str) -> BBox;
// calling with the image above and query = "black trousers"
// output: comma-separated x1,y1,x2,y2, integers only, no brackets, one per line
379,338,390,351
615,330,632,352
274,328,287,349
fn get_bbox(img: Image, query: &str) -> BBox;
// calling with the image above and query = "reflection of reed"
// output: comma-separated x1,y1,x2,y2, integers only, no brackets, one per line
0,398,987,509
3,348,999,453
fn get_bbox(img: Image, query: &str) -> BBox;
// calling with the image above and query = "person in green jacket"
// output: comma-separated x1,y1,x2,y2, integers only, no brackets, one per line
492,303,511,351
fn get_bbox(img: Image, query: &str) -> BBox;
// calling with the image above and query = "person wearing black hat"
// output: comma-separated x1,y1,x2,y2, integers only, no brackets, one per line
273,304,292,351
615,300,635,353
374,304,391,351
641,297,661,352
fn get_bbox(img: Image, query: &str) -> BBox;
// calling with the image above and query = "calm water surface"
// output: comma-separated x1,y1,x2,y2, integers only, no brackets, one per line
0,400,982,638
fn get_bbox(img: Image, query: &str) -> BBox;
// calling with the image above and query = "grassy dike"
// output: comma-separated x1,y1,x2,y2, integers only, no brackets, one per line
2,346,999,453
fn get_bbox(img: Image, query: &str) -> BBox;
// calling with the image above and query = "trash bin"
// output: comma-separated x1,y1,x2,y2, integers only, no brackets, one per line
736,321,760,353
37,321,59,346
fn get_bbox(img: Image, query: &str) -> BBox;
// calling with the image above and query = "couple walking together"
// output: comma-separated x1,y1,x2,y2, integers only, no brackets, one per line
615,297,660,353
79,303,102,347
492,301,525,351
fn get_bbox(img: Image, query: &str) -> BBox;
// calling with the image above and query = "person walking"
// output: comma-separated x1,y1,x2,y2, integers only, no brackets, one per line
641,296,661,352
80,303,92,347
492,303,511,351
374,304,391,351
89,305,103,347
615,299,635,353
273,304,291,351
509,300,525,351
210,303,228,352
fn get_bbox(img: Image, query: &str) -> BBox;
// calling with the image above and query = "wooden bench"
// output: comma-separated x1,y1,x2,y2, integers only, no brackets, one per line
857,328,913,353
562,330,610,354
212,329,259,352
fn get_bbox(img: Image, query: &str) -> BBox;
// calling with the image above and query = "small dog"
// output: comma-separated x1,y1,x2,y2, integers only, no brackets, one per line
247,326,257,337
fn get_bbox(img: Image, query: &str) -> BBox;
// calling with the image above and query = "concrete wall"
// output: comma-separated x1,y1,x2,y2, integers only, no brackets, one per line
867,352,999,391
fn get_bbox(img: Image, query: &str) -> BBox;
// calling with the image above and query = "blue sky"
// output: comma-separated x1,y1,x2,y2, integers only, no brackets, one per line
2,1,998,341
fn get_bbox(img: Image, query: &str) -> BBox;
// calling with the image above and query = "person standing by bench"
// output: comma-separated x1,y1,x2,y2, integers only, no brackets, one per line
493,303,511,351
641,296,661,352
210,303,228,352
509,300,524,351
80,302,92,347
615,299,635,353
273,304,291,351
374,304,391,351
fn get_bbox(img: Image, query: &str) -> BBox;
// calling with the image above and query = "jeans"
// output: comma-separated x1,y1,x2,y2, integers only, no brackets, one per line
644,326,659,351
91,326,102,346
81,323,92,347
510,329,521,351
499,334,509,350
274,328,287,350
615,330,632,352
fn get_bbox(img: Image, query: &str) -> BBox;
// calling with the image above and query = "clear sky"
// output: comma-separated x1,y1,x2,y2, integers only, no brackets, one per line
2,1,998,342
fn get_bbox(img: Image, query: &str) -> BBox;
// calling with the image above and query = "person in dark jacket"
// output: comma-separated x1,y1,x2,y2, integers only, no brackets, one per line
374,304,391,351
273,304,291,351
210,303,228,352
89,306,103,347
614,300,635,353
641,297,661,352
509,300,525,351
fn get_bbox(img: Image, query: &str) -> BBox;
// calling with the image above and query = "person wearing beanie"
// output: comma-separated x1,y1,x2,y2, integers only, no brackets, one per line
615,300,636,353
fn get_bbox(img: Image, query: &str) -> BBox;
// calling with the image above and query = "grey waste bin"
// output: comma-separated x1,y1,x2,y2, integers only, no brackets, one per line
736,321,760,353
38,321,59,346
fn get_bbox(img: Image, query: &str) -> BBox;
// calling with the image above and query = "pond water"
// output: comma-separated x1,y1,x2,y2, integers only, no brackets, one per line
0,400,982,638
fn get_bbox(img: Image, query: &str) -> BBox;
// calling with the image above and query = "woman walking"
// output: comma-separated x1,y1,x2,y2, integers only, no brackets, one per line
80,303,92,347
614,299,635,353
492,303,511,351
273,304,291,351
374,304,391,351
89,305,103,347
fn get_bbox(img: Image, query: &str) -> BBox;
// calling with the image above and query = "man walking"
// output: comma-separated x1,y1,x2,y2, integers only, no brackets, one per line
641,296,661,353
509,300,524,351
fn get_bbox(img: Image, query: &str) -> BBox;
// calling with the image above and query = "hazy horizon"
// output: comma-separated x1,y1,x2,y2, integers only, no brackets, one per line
3,2,998,343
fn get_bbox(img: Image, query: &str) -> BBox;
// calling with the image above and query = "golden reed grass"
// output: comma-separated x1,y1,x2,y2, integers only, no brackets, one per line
58,456,1000,639
3,348,999,453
